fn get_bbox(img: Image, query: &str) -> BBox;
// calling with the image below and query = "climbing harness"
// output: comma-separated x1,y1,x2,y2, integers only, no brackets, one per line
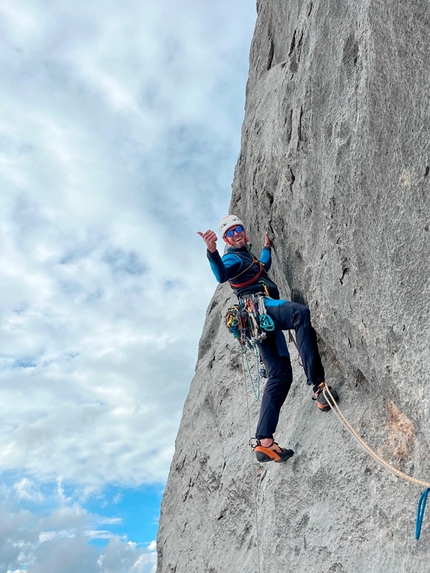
225,294,275,401
228,255,265,289
322,385,430,539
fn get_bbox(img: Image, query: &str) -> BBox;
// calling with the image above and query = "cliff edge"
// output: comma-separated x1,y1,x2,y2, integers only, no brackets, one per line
157,1,430,571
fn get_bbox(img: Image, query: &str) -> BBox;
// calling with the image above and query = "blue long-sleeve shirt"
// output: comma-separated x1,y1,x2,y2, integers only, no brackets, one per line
206,245,280,299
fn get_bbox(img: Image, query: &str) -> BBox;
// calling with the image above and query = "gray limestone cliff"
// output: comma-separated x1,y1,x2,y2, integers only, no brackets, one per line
157,1,430,572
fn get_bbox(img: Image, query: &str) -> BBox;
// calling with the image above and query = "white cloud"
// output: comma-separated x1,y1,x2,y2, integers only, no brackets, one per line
38,529,75,542
0,0,40,43
0,0,255,486
13,478,44,503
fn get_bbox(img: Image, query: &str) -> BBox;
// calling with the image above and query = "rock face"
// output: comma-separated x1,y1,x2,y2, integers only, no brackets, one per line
157,1,430,572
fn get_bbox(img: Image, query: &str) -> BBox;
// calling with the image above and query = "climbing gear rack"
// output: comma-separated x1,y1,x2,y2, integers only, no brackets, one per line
225,294,274,347
225,295,275,401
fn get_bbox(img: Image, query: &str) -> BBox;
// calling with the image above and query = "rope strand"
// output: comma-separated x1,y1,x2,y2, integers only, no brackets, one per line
323,386,430,489
243,358,262,573
416,488,430,539
242,345,261,401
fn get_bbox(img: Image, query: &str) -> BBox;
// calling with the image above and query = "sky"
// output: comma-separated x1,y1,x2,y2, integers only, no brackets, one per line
0,1,256,572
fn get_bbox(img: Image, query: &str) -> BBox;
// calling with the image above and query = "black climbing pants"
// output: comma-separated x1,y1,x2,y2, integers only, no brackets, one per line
255,299,325,440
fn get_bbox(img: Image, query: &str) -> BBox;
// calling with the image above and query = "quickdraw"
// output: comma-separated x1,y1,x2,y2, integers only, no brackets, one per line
225,294,275,400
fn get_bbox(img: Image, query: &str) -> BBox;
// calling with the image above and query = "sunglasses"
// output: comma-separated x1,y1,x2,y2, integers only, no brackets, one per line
225,225,244,238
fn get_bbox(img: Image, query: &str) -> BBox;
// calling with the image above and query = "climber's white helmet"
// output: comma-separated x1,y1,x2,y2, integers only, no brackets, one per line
219,214,245,237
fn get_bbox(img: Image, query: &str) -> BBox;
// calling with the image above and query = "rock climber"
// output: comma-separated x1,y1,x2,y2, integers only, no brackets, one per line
198,214,338,464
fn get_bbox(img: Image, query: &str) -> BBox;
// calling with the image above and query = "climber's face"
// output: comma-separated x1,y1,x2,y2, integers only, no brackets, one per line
223,225,248,248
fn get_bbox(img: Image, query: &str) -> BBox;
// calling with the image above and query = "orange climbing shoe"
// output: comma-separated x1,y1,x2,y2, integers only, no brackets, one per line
313,382,339,411
254,440,294,463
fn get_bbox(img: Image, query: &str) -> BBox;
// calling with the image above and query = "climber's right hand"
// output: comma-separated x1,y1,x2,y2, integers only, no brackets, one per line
197,230,218,253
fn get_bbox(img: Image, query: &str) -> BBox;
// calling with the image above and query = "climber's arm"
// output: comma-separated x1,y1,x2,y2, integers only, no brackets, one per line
198,230,240,283
259,233,272,270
